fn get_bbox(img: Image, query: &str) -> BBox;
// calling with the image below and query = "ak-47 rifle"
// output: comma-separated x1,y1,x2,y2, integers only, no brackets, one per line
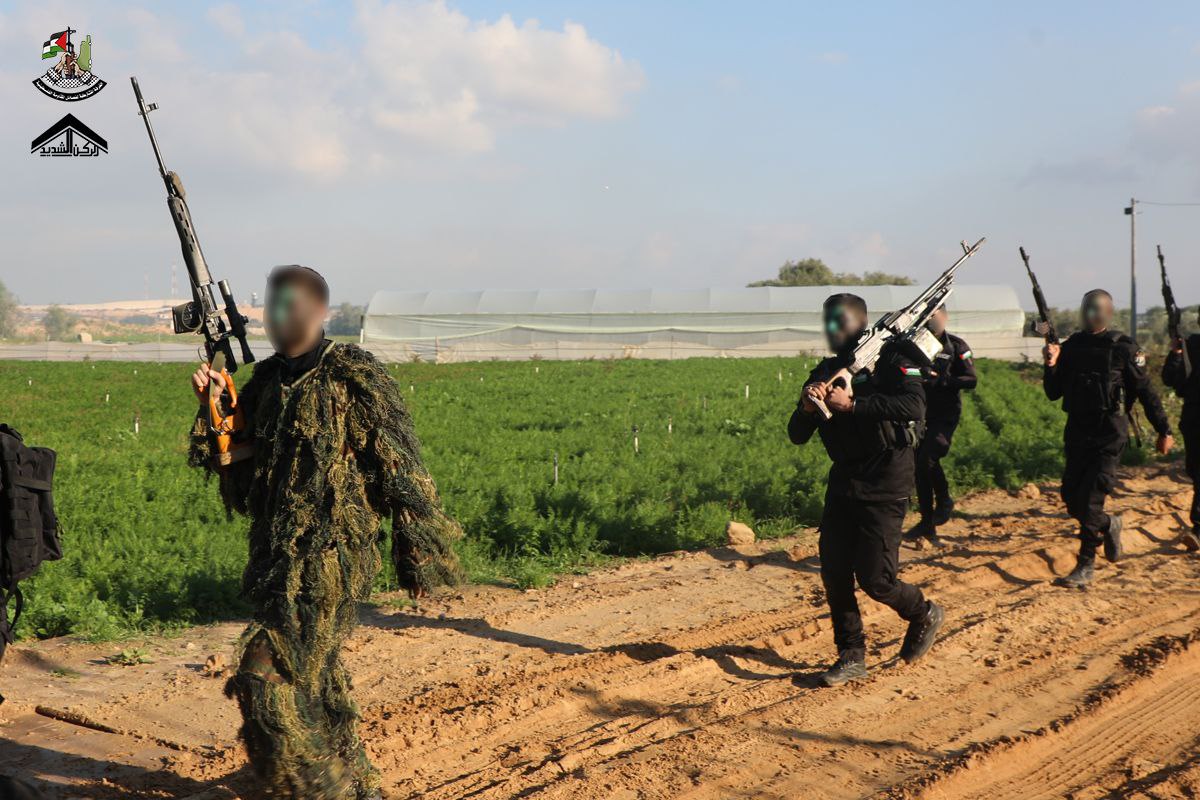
131,76,255,465
1159,245,1192,380
1019,246,1059,345
808,237,986,420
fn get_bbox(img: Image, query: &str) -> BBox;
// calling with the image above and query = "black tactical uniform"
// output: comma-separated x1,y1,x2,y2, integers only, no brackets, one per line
916,332,977,525
789,343,932,665
1163,334,1200,543
1044,329,1171,562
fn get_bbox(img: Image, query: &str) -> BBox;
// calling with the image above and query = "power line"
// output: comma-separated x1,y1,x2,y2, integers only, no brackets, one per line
1135,200,1200,207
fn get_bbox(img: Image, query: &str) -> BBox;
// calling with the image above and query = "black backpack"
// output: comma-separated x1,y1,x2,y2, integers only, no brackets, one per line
0,424,63,666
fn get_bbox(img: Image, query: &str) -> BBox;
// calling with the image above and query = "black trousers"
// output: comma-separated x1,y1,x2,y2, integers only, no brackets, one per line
1184,419,1200,530
819,494,928,660
916,418,957,517
1061,440,1123,550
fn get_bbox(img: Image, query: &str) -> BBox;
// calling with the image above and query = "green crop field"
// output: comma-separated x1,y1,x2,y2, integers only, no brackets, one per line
0,356,1085,642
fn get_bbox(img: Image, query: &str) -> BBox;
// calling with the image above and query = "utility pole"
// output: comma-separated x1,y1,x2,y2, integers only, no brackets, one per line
1124,197,1137,342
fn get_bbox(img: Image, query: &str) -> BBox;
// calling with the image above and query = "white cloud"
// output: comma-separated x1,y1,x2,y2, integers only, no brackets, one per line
814,51,848,65
356,0,644,151
0,1,643,178
1136,104,1175,121
213,0,643,166
1133,85,1200,172
207,3,246,39
123,6,187,63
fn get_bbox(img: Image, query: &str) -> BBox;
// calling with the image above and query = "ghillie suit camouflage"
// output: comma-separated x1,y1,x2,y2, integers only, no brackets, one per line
189,343,461,799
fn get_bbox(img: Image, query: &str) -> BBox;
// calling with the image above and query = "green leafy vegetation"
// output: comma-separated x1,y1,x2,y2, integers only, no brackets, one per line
0,279,17,339
327,302,366,336
105,647,154,666
42,305,80,341
2,357,1079,641
749,257,915,287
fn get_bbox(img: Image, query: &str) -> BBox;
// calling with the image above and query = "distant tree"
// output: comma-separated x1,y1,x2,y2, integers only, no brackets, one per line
120,314,158,326
43,305,78,341
749,258,914,287
1024,304,1198,348
327,302,365,336
858,270,916,286
0,279,16,338
749,258,835,287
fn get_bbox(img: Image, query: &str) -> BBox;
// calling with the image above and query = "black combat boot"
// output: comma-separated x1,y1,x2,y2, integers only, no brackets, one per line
1181,527,1199,553
900,601,945,663
819,652,868,687
932,496,955,526
904,518,942,549
904,517,933,546
1055,543,1096,589
1102,513,1124,562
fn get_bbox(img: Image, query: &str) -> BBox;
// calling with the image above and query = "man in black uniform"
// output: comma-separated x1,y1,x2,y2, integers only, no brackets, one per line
907,307,977,546
1163,311,1200,552
789,293,945,687
1044,289,1173,588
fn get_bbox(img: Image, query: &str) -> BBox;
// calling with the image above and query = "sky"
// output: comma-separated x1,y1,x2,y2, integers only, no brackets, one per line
1,0,1199,308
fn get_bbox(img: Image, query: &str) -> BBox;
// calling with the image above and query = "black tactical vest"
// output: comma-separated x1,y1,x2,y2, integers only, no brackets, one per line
0,424,63,665
1062,331,1125,417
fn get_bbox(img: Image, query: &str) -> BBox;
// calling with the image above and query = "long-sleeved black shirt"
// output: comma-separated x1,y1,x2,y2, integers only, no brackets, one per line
789,344,926,502
1163,334,1200,425
1044,329,1171,447
924,331,977,424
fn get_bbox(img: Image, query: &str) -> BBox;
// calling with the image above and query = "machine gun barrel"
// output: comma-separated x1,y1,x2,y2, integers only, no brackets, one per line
807,237,985,420
879,238,986,333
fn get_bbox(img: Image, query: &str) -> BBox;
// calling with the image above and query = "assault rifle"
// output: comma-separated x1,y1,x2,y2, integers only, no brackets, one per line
808,237,986,420
1019,246,1058,345
131,76,254,464
1159,245,1192,380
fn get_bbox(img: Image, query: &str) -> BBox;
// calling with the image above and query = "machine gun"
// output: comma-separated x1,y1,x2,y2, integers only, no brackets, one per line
132,76,254,464
1159,245,1192,380
1019,246,1058,345
808,237,986,420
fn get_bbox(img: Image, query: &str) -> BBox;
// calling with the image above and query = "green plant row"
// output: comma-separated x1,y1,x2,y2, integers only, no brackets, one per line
0,356,1074,641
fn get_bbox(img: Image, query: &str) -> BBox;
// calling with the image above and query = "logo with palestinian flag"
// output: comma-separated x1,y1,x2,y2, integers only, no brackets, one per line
33,27,107,101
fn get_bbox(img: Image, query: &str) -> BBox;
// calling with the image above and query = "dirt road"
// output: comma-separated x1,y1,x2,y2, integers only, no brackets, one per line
2,465,1199,799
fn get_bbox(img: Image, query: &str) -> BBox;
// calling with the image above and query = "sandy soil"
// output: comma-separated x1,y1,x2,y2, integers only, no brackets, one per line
2,465,1199,800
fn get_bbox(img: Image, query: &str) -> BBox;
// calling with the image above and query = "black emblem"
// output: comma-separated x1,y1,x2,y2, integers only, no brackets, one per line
31,114,108,157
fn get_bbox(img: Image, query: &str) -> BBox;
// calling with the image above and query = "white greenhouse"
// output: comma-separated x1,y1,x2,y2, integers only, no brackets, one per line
362,285,1039,363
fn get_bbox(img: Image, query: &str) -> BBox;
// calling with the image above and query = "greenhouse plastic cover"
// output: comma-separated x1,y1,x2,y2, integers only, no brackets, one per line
362,285,1034,362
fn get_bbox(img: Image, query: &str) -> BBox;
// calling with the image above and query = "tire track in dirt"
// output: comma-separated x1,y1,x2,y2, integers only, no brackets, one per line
358,477,1200,799
1,468,1197,799
880,629,1200,800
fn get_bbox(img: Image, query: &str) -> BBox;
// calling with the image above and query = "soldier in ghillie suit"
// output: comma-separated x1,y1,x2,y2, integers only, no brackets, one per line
189,265,461,799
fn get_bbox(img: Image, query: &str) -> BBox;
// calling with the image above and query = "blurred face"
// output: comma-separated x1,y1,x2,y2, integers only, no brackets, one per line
926,307,948,336
1080,290,1113,334
266,280,327,356
824,302,867,352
